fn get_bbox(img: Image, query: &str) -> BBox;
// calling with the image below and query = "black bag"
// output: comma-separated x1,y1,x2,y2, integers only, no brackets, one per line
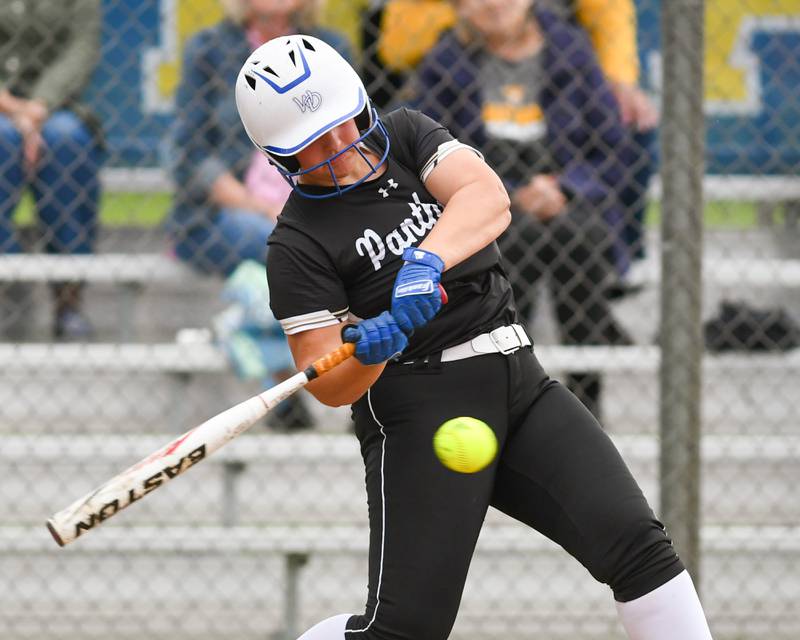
704,300,800,352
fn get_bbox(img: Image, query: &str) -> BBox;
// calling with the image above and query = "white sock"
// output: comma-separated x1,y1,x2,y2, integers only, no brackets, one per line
616,570,713,640
297,613,352,639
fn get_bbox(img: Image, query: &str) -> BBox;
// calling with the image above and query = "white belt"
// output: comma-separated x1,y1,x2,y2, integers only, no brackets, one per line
440,324,531,363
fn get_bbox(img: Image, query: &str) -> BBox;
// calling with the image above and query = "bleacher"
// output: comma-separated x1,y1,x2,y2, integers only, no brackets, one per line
4,426,800,638
2,0,800,635
2,179,800,638
2,159,800,628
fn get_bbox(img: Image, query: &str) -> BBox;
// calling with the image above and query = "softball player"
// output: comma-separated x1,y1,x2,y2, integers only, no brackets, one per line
235,35,713,640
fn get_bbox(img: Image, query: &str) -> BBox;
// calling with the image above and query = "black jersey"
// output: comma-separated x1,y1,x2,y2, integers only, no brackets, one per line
266,108,517,361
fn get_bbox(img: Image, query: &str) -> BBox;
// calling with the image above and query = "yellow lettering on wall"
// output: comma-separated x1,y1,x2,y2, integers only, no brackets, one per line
143,0,223,112
705,0,800,113
157,0,223,98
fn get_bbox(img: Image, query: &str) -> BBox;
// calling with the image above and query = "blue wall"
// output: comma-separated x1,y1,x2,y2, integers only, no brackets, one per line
86,0,166,167
89,0,800,175
636,0,800,174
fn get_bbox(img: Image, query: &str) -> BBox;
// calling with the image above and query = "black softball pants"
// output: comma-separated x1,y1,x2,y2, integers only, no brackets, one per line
342,347,683,640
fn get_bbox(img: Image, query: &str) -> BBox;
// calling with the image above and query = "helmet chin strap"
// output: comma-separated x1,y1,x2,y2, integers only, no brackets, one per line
278,114,391,200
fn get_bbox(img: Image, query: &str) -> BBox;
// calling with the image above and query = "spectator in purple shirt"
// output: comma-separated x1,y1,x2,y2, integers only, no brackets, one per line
413,0,640,418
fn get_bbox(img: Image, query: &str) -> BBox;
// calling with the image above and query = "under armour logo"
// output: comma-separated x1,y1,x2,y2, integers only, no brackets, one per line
378,178,399,198
293,90,323,113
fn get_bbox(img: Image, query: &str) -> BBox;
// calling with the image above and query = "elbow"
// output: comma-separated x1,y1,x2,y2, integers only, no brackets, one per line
492,206,511,242
498,206,512,235
300,357,380,408
494,182,512,233
472,177,511,245
329,394,363,408
314,392,363,408
307,385,365,408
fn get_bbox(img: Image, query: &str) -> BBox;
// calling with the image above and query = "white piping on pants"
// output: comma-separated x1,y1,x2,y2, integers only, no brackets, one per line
347,388,388,635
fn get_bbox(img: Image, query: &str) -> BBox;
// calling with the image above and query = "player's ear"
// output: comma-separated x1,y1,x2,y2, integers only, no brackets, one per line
354,105,371,131
266,151,301,173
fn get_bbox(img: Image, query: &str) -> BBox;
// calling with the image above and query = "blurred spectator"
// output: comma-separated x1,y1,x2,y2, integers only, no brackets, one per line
318,0,370,55
168,0,352,277
570,0,658,278
361,0,457,108
167,0,352,430
558,0,658,132
413,0,638,418
361,0,653,111
0,0,104,340
362,0,656,276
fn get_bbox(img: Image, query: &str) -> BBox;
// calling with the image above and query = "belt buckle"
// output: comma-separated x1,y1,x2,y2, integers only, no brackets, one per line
489,326,522,355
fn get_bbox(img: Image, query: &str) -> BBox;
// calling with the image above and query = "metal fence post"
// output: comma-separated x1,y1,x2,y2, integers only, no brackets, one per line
659,0,706,584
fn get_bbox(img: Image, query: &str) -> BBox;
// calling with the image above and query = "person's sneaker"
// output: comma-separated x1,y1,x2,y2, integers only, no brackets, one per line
54,308,94,341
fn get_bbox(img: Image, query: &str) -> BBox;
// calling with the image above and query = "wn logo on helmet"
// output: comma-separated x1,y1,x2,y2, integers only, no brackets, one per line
293,90,323,113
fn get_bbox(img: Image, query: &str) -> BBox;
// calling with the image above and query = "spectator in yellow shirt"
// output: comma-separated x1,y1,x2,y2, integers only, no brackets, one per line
348,0,657,272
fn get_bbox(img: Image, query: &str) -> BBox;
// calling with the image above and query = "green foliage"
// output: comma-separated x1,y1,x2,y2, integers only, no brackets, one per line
15,191,776,230
646,201,759,229
13,191,172,227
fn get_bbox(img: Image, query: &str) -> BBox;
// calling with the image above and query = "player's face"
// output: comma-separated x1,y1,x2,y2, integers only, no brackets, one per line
456,0,533,39
294,119,366,185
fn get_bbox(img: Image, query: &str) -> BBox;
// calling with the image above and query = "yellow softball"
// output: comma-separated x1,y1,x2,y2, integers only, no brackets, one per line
433,416,498,474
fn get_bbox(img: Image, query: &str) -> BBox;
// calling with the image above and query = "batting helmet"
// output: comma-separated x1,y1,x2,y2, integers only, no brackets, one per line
235,34,389,198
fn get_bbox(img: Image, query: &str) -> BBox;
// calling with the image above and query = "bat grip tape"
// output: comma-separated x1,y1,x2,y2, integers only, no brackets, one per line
304,342,356,380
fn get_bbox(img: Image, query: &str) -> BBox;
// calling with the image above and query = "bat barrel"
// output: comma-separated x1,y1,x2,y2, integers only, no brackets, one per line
47,520,66,547
46,342,355,547
45,393,271,546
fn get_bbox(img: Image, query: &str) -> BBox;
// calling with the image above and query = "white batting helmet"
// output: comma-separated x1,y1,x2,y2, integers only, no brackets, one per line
235,34,389,197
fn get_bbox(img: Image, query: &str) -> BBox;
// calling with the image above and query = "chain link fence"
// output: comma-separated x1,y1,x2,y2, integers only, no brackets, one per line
1,0,799,638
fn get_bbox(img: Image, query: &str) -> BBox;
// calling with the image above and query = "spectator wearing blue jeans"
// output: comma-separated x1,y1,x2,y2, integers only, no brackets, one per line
167,0,352,429
0,111,101,256
0,0,103,339
168,0,352,276
172,206,279,278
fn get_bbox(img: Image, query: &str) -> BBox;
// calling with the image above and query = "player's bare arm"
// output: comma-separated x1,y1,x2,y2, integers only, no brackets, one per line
419,148,511,270
287,323,385,407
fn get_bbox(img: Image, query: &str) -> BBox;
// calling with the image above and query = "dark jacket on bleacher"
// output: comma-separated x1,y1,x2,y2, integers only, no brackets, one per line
412,7,642,274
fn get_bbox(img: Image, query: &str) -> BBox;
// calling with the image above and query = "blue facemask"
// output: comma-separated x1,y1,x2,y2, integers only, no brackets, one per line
271,109,391,200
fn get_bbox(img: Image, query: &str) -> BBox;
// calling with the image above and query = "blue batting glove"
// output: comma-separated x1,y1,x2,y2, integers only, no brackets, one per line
391,247,445,334
341,311,409,365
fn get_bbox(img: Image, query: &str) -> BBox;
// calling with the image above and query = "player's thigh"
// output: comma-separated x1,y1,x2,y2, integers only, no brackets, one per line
491,380,670,588
348,357,509,638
